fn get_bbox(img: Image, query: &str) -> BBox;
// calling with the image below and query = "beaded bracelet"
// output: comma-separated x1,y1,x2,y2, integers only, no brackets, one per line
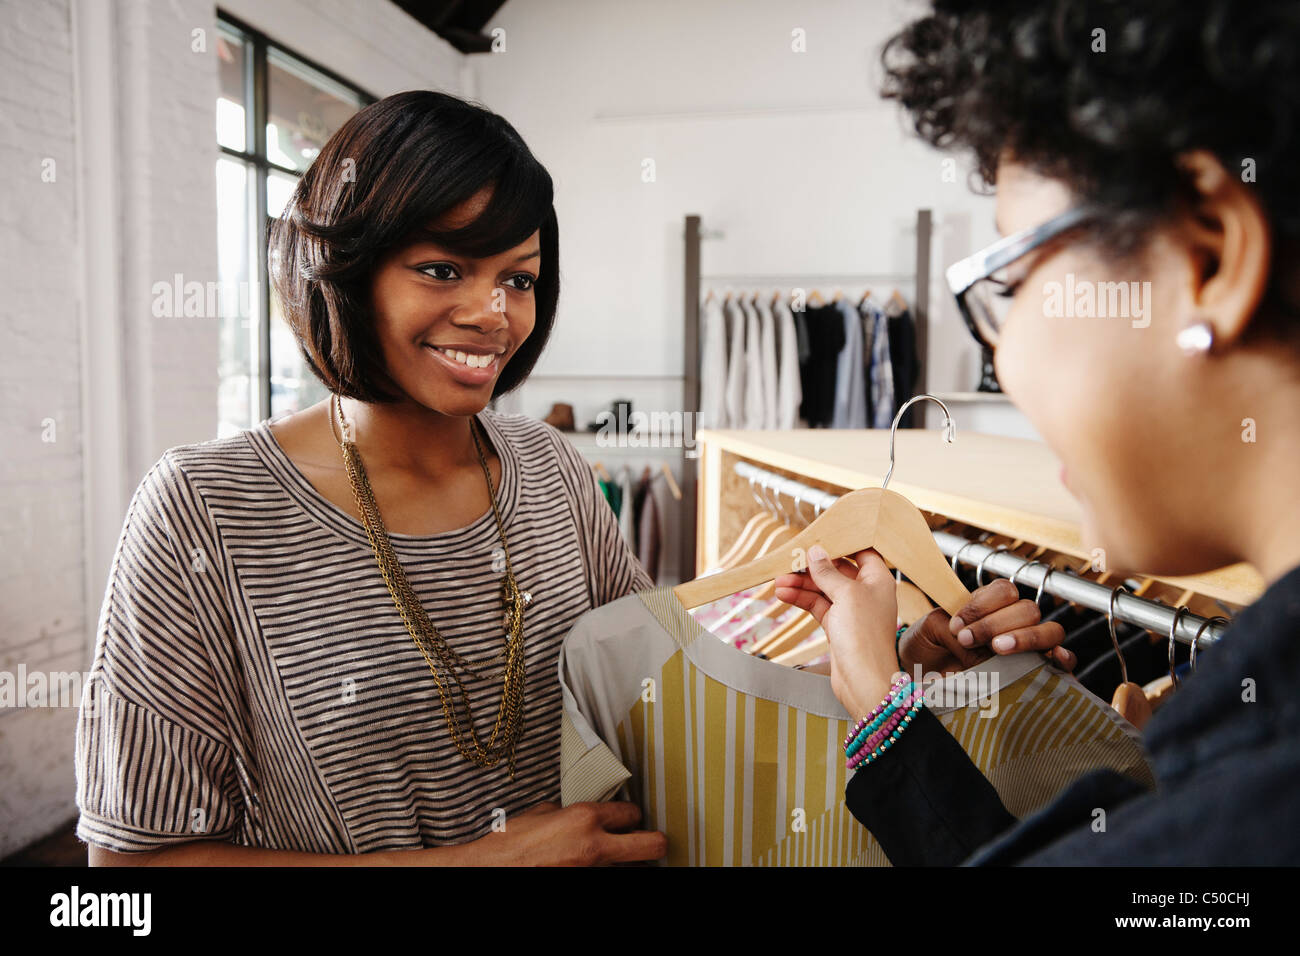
845,687,926,769
844,674,910,748
847,689,922,770
846,684,919,761
844,681,915,759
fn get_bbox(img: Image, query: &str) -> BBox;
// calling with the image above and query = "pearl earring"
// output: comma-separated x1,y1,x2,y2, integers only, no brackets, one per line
1176,321,1215,356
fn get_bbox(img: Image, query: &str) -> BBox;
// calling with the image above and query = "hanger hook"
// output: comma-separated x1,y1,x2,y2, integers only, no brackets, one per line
761,475,780,518
1034,566,1056,607
975,546,1010,587
1189,615,1228,674
1107,585,1132,686
1167,606,1189,690
1009,557,1043,592
951,540,980,574
773,482,790,524
882,394,957,490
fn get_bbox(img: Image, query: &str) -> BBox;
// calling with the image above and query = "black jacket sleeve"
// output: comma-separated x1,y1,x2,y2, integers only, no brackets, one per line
844,706,1018,865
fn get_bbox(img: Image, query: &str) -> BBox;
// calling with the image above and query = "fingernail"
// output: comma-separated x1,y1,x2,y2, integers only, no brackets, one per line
992,635,1015,652
950,616,965,635
957,628,974,647
809,545,827,562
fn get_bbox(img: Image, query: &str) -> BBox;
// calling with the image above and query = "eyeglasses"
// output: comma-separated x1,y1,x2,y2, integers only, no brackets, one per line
946,204,1101,350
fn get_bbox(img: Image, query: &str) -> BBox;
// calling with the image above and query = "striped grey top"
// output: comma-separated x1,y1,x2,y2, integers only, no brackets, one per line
74,410,652,854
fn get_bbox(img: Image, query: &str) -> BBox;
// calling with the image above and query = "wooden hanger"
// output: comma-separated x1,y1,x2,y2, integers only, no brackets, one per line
713,524,803,642
755,567,935,664
714,512,777,571
750,606,820,658
808,289,825,307
592,461,611,482
896,578,934,627
1106,586,1152,730
857,287,872,308
674,486,971,615
659,462,682,501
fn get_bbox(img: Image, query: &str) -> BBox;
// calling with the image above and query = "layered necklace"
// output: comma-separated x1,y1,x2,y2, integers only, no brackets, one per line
330,393,529,777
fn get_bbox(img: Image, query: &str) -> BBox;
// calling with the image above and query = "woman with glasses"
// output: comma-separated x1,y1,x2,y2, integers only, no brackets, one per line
776,0,1300,864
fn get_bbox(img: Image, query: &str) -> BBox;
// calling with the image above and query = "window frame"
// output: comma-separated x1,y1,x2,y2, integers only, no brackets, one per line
216,11,376,424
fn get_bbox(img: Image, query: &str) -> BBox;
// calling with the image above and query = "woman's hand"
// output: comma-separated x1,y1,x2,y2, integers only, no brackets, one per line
900,577,1074,676
774,545,905,716
774,546,1073,719
469,800,667,866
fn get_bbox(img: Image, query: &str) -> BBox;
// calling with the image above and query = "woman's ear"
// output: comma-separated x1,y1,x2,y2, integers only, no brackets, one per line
1174,149,1272,349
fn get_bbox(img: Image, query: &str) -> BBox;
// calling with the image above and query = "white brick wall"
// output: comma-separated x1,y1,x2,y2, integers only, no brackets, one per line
0,0,464,858
0,0,86,858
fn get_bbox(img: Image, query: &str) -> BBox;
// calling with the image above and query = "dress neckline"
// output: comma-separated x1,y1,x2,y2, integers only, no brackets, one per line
246,409,518,554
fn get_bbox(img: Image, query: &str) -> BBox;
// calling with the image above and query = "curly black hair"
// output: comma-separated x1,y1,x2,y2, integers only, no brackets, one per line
881,0,1300,268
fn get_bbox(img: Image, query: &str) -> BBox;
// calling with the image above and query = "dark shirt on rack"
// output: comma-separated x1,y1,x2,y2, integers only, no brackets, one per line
887,308,920,427
797,303,846,428
845,560,1300,864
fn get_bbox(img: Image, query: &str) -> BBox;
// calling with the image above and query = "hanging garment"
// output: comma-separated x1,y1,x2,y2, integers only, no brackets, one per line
755,296,779,429
831,298,868,429
860,302,876,425
724,298,747,430
698,296,730,429
741,297,766,430
793,303,811,365
773,296,803,429
797,304,846,428
863,301,896,429
616,468,635,546
558,586,1154,866
635,468,662,584
886,304,920,428
648,473,682,585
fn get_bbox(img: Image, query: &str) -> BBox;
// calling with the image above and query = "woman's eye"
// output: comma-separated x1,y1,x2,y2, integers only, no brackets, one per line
419,263,460,281
505,274,536,292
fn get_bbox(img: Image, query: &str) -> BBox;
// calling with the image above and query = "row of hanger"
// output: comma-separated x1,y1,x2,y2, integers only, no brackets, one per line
591,460,683,501
670,395,1229,729
703,287,911,312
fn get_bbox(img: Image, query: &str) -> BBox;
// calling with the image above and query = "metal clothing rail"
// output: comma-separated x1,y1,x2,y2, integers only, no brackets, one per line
731,459,1228,648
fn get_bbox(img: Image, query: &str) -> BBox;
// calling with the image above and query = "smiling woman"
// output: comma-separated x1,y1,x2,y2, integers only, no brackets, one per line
74,90,667,867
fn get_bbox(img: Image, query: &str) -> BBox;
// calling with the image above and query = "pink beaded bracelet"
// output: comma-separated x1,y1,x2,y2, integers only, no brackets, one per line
844,673,910,746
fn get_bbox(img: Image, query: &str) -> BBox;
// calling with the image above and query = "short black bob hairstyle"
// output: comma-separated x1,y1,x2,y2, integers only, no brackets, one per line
269,89,559,403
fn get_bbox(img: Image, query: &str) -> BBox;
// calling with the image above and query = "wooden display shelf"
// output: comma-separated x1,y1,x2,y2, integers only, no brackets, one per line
695,428,1264,609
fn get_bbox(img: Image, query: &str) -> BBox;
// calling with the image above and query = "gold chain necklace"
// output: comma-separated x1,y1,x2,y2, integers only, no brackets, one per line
331,393,529,777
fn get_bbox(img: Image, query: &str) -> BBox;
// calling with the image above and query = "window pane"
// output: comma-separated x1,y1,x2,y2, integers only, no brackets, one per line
216,157,259,437
266,48,364,173
266,169,297,219
270,266,329,420
216,28,246,152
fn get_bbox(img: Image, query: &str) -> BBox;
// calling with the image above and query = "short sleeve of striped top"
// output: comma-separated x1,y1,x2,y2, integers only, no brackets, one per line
74,410,652,854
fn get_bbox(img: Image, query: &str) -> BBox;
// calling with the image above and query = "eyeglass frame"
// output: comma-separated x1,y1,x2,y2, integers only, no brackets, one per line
945,203,1104,351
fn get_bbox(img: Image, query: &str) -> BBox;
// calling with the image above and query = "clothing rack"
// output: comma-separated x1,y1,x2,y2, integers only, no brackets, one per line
731,459,1229,648
683,210,934,597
